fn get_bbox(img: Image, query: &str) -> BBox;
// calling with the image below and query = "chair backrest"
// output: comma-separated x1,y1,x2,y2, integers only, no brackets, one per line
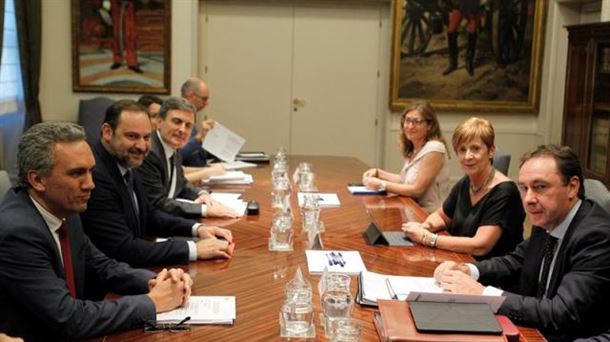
77,97,115,144
493,149,511,176
584,178,610,214
0,170,11,201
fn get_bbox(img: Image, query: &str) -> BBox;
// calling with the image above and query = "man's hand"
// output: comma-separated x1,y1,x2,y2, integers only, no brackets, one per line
206,200,240,218
195,119,215,141
437,269,484,295
197,225,233,242
433,261,470,282
206,164,226,178
193,192,210,204
147,268,187,313
195,238,233,260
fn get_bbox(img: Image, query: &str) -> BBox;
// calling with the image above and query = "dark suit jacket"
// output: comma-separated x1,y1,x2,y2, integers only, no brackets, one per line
181,136,209,167
475,200,610,342
0,187,156,341
136,132,205,218
81,140,195,268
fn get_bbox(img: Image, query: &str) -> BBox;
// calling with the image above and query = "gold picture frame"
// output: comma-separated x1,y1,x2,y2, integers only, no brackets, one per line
71,0,171,94
389,0,547,112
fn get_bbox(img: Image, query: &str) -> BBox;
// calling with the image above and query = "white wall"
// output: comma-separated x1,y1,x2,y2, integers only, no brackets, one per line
39,0,200,122
37,0,602,183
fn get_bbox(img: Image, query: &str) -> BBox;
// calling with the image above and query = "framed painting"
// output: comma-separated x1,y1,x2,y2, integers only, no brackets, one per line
389,0,547,112
71,0,171,94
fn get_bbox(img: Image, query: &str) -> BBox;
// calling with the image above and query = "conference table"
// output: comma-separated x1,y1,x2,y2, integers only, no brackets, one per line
100,155,546,342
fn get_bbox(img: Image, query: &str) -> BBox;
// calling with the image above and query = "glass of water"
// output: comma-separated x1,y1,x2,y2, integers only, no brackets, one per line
279,301,315,338
321,274,354,336
269,211,293,252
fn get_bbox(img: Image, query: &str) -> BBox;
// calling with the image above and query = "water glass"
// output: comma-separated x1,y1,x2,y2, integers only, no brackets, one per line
271,176,291,210
294,162,312,184
299,171,316,192
279,301,315,338
269,212,293,252
321,274,354,336
329,318,362,342
301,194,321,233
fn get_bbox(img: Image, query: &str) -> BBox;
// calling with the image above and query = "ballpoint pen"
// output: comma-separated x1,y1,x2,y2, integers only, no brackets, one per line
325,253,334,266
337,252,346,265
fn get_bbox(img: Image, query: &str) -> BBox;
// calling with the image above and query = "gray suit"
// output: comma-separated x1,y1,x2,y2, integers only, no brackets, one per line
137,132,205,218
0,187,156,341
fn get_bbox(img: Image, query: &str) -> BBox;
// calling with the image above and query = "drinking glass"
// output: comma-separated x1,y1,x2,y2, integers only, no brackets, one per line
269,211,293,251
329,318,362,341
321,274,354,336
279,301,315,338
298,171,316,192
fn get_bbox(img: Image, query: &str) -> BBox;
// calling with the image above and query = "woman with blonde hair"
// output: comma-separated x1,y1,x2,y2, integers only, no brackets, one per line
362,101,449,213
403,117,524,259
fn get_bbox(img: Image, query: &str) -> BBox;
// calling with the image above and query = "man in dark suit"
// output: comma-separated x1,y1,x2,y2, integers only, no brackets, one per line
180,77,219,167
136,97,238,219
433,145,610,342
81,100,234,268
0,122,189,341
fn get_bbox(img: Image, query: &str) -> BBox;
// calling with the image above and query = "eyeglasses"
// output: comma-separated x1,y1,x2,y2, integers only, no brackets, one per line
193,93,209,102
402,117,427,126
144,316,191,333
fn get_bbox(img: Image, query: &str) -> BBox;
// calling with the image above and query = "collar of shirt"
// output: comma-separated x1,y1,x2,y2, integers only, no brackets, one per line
156,130,176,162
29,195,64,233
547,199,582,241
116,163,130,178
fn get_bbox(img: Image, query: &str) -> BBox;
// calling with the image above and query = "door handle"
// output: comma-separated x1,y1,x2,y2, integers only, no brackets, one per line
292,97,306,111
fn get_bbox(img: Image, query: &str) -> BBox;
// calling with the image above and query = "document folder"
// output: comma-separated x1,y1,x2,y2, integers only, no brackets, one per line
375,300,507,342
409,301,502,335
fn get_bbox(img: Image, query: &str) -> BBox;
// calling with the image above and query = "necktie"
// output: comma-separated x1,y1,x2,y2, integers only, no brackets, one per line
167,153,177,199
124,170,140,220
58,223,76,297
168,153,175,185
537,234,558,298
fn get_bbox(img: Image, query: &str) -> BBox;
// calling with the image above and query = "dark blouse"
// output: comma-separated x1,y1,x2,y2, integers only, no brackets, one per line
442,176,525,260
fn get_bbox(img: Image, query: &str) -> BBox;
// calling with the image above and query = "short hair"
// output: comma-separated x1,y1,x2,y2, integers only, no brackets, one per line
137,95,163,109
103,99,148,131
180,77,203,97
452,117,495,152
399,100,448,158
520,144,585,199
17,122,86,188
158,97,197,120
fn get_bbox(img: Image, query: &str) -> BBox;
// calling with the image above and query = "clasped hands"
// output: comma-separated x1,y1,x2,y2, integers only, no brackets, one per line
196,225,235,259
147,268,193,313
433,261,484,295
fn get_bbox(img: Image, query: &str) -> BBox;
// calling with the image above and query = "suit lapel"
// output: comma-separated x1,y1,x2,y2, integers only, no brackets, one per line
152,132,170,186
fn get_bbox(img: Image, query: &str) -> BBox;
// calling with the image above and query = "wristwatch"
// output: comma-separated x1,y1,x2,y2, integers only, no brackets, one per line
378,180,387,191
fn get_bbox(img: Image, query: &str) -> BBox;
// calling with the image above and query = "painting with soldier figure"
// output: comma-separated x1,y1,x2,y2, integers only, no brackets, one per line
389,0,546,112
71,0,171,94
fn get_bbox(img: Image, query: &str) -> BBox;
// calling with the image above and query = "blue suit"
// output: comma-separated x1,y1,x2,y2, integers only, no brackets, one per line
0,187,156,341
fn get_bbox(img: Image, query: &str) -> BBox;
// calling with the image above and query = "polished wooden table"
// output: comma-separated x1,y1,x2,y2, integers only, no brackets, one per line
100,156,545,342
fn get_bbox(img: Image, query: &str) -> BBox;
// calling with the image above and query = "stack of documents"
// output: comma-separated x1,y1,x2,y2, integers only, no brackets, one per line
305,250,366,275
357,270,442,306
156,296,236,324
235,151,270,163
297,193,341,208
202,123,245,163
210,192,248,216
204,171,253,185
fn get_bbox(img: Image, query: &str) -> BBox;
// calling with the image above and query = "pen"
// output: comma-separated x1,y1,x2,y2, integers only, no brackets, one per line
337,252,346,265
325,253,334,266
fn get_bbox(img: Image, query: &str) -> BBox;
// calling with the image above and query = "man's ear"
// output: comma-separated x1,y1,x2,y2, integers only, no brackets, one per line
567,175,580,199
101,123,113,141
27,170,46,193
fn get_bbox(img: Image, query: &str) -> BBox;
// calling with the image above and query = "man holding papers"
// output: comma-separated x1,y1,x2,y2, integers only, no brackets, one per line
433,145,610,342
180,77,217,167
81,100,234,269
136,97,238,219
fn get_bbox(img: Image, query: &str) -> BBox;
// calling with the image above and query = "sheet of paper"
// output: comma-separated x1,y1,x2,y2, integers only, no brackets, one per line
359,270,442,304
305,250,366,275
406,292,506,313
297,193,341,208
156,296,236,324
218,161,257,170
204,171,253,185
202,122,245,162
